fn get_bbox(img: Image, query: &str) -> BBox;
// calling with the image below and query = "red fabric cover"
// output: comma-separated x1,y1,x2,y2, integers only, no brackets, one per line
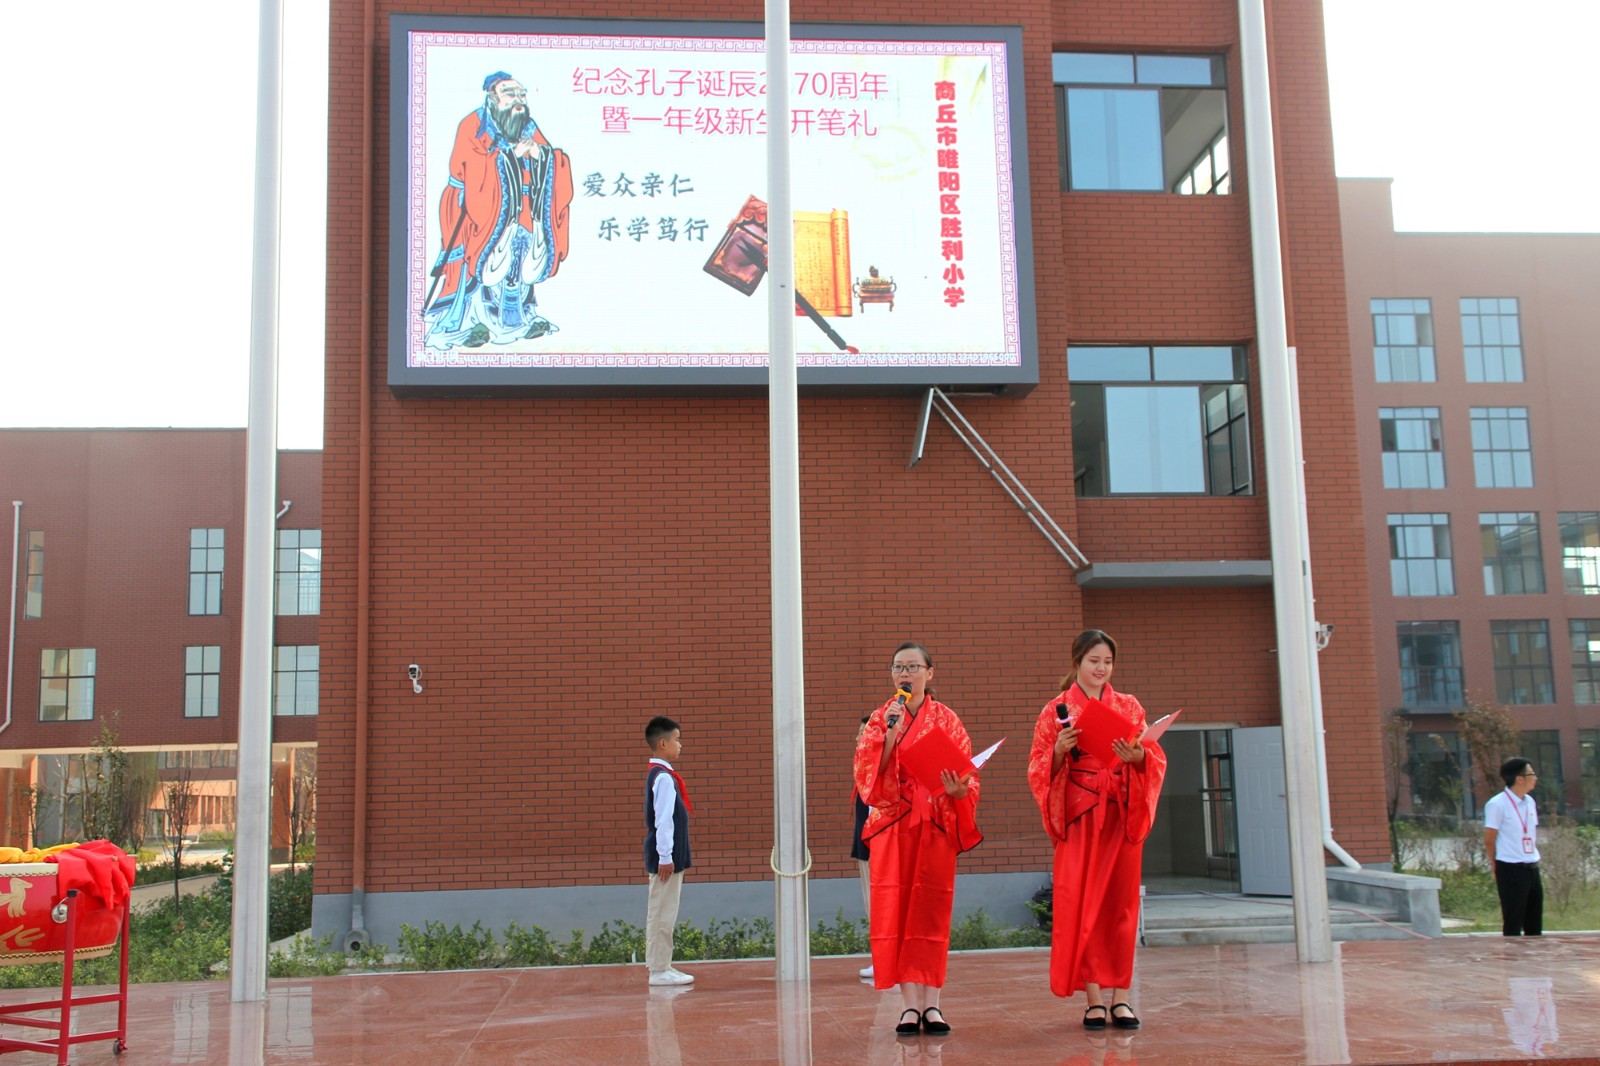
1027,685,1167,997
46,839,135,912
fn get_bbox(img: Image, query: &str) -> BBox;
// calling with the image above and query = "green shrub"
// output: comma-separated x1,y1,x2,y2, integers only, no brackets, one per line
950,909,1049,950
269,935,348,978
502,922,564,967
133,859,228,885
396,921,499,971
583,920,646,965
269,867,314,942
810,910,868,956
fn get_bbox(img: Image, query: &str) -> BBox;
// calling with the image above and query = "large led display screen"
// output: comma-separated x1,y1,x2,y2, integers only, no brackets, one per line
388,16,1036,392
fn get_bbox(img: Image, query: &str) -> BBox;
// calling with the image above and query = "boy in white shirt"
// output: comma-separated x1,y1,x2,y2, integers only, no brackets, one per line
1483,757,1542,937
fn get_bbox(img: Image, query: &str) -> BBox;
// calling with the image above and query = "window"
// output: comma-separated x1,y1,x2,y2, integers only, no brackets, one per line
1068,346,1250,496
184,646,221,718
1522,730,1564,816
273,646,319,716
39,648,96,721
1560,512,1600,595
1379,407,1444,489
1580,730,1600,817
189,528,224,615
1461,298,1523,383
275,530,322,616
1371,299,1435,383
1470,407,1534,488
157,749,238,770
1480,512,1545,595
23,528,42,617
1397,621,1464,707
1491,619,1554,705
1052,53,1229,193
1572,620,1600,704
1405,730,1469,819
1388,514,1454,596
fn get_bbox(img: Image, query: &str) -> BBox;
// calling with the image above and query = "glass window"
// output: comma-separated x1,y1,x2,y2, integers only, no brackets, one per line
1461,297,1524,383
1379,407,1445,489
1069,346,1250,496
1371,299,1436,383
1571,620,1600,704
273,646,319,717
1559,512,1600,595
1470,407,1534,488
1405,730,1470,820
39,648,96,722
1480,512,1545,595
184,646,222,718
24,531,42,619
1580,730,1600,818
1522,729,1564,816
189,528,225,616
1054,52,1229,194
1491,619,1554,705
1397,621,1464,707
275,529,322,616
1388,514,1454,596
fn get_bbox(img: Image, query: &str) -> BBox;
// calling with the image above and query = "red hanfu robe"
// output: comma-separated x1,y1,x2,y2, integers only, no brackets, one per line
1027,683,1167,997
854,696,982,990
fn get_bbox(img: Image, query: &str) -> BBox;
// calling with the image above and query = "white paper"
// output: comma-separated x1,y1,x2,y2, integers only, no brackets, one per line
971,737,1005,769
1140,710,1183,744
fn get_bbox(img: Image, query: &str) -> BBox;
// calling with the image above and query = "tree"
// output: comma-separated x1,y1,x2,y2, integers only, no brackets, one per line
285,749,317,875
164,755,199,912
77,720,155,850
1381,711,1412,858
1455,695,1521,813
12,783,53,849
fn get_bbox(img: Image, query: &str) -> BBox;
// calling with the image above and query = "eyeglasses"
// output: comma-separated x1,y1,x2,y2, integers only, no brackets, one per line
889,663,928,674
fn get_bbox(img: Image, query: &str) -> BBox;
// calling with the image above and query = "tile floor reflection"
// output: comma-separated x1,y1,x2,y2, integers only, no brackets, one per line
2,936,1597,1064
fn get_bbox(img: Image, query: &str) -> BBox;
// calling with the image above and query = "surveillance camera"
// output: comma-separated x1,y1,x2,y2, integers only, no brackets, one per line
407,664,421,682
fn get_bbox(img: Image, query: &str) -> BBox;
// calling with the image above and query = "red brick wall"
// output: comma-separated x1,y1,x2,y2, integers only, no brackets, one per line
317,0,1389,898
0,430,320,755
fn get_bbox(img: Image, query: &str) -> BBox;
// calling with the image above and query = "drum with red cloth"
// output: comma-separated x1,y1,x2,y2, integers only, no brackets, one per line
0,842,133,966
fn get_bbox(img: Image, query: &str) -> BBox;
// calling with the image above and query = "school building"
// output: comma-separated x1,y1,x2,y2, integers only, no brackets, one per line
1340,178,1600,822
315,0,1394,946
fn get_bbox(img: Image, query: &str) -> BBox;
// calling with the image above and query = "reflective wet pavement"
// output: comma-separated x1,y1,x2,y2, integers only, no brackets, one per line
3,936,1597,1064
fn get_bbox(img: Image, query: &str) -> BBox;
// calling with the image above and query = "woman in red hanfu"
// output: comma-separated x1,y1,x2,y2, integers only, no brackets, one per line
1027,629,1167,1031
854,641,982,1037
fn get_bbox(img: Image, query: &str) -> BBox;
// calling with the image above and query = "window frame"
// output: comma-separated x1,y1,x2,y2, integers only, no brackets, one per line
1480,512,1545,596
1052,52,1230,194
1387,513,1454,597
1371,298,1436,383
1490,619,1555,706
39,648,96,722
24,531,43,619
188,527,225,616
272,646,320,717
1378,406,1445,489
1571,619,1600,705
274,529,322,617
184,645,222,719
1068,345,1252,497
1396,620,1464,708
1559,511,1600,595
1460,297,1524,383
1469,406,1534,489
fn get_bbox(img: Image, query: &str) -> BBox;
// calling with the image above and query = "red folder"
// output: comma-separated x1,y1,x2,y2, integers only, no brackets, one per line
1065,697,1140,766
897,725,976,795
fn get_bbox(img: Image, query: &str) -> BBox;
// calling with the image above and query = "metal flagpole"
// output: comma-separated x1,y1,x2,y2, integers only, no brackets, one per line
1237,0,1333,963
766,0,810,983
231,0,285,1002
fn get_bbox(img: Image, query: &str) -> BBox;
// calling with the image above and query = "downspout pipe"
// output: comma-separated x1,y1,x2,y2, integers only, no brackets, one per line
344,0,376,955
4,501,20,738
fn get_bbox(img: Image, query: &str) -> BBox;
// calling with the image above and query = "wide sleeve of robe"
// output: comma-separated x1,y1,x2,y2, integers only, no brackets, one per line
1112,692,1168,845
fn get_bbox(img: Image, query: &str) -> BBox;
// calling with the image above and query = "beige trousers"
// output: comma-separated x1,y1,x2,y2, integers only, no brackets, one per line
645,870,686,972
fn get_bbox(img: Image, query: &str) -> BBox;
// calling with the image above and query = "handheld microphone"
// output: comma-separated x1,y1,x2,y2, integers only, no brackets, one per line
887,686,911,729
1057,702,1079,761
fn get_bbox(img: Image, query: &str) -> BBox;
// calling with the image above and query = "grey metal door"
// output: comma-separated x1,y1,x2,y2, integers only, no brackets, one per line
1233,726,1292,895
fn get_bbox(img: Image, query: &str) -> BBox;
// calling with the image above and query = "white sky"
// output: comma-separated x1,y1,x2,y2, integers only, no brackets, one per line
0,0,1593,450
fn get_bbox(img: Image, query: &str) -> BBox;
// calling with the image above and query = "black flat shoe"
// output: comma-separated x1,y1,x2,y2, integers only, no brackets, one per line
1083,1004,1108,1029
1110,1003,1140,1029
895,1009,922,1035
922,1006,951,1034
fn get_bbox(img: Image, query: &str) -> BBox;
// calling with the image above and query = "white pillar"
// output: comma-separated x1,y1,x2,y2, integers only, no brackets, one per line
1236,0,1333,962
231,0,284,1003
765,0,810,982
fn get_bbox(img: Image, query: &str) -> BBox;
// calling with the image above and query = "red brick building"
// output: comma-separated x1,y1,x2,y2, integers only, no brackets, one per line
0,430,319,850
315,0,1389,943
1341,178,1600,821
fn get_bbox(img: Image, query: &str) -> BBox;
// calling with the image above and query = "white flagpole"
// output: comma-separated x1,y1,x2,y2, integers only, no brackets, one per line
231,0,285,1002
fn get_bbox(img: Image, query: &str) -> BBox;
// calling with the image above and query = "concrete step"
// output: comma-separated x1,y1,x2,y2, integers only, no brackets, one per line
1139,894,1421,946
1143,919,1418,946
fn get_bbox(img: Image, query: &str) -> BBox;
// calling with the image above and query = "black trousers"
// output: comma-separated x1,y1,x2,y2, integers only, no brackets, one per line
1495,860,1543,936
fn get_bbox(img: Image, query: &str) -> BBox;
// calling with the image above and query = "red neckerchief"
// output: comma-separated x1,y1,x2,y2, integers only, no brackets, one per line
651,761,693,813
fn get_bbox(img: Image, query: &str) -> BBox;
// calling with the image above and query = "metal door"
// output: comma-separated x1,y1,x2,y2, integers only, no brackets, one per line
1233,726,1292,895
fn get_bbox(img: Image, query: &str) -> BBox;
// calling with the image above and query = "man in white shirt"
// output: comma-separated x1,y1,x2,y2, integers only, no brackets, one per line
1483,758,1542,937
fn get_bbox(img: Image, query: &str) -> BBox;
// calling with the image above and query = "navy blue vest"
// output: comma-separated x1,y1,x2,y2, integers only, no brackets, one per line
644,764,692,873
